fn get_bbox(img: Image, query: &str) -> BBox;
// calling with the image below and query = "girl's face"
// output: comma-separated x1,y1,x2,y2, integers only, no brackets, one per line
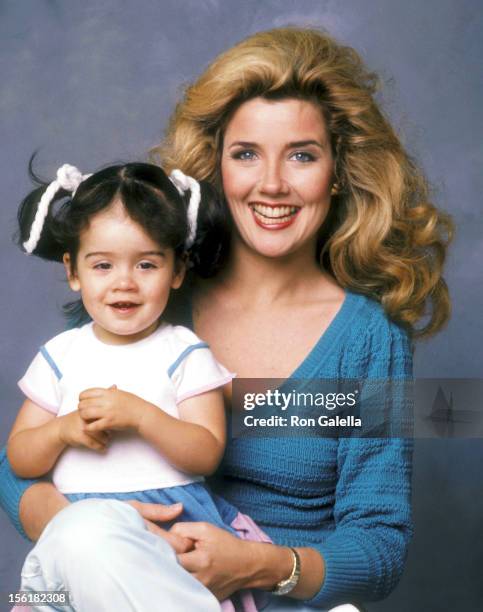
63,201,184,345
221,97,335,260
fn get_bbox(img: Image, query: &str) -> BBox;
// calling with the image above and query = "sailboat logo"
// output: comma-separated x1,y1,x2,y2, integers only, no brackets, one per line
425,385,479,437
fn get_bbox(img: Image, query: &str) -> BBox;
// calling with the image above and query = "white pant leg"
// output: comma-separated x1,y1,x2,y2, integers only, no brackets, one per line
20,498,221,612
263,597,362,611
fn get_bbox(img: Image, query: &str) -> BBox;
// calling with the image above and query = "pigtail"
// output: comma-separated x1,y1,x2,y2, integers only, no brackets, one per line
188,181,231,278
17,157,91,262
17,169,69,262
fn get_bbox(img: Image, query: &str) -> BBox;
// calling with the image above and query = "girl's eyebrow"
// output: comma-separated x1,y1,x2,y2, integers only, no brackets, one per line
84,250,165,259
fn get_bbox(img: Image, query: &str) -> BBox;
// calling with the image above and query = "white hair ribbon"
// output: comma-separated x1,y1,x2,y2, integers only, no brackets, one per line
23,164,91,254
169,169,201,249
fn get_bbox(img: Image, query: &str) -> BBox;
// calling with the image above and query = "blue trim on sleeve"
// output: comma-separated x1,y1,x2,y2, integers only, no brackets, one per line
167,342,209,378
40,345,62,380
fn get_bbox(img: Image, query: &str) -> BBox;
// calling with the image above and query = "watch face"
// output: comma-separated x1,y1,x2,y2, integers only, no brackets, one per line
273,581,296,596
272,548,301,595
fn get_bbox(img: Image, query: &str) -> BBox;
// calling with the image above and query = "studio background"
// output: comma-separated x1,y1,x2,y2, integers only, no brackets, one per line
1,1,481,611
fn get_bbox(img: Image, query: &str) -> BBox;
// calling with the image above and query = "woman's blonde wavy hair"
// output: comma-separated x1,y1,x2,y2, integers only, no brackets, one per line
154,27,453,338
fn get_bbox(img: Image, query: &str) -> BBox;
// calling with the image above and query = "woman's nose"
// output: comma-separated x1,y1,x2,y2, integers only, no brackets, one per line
259,160,290,196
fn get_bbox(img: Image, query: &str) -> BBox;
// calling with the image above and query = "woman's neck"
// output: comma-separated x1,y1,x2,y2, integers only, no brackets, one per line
214,238,335,308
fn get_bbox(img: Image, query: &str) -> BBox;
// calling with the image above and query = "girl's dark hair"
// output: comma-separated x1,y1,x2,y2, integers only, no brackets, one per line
18,160,227,325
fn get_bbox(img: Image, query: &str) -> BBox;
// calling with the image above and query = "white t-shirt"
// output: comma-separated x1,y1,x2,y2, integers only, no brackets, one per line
18,322,234,494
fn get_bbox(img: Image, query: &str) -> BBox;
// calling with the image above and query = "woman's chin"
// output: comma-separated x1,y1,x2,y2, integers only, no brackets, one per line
245,238,301,261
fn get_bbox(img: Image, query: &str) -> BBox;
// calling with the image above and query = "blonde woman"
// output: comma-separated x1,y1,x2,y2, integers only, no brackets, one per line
1,28,452,611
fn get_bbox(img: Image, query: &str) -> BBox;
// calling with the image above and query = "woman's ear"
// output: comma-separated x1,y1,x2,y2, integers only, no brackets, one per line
63,253,81,291
171,256,186,290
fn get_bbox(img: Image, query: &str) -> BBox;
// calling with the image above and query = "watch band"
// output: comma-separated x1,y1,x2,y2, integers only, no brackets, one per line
271,547,301,596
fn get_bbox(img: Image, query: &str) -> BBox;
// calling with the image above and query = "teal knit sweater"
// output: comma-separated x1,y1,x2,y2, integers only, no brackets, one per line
0,291,413,609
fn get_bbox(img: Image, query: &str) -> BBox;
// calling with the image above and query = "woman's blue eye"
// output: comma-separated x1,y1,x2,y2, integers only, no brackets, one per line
233,150,256,161
291,151,315,163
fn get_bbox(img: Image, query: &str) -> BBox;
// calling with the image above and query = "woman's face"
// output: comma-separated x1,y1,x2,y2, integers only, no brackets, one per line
221,96,334,259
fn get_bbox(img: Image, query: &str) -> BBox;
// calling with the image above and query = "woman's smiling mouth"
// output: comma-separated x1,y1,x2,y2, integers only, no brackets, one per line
249,203,300,229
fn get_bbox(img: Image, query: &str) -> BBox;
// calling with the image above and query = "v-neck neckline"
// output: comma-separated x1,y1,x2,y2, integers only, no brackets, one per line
187,285,364,379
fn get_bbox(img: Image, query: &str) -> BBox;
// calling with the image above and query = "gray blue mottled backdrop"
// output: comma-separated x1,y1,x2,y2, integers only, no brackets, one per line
1,1,482,610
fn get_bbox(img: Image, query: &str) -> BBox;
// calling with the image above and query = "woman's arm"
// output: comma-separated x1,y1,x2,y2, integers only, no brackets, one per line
1,448,190,543
19,481,70,541
301,315,414,608
171,314,413,608
0,446,52,540
79,387,226,476
7,399,109,478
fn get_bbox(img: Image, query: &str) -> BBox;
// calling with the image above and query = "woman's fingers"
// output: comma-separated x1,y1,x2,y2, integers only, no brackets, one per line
143,519,194,554
177,548,208,573
124,501,194,553
127,499,184,523
170,521,211,539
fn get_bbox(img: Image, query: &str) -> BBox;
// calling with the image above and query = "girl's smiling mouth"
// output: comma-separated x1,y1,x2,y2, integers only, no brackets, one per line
249,203,300,229
109,302,141,313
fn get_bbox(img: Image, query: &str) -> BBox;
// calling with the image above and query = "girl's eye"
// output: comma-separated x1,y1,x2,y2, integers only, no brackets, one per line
291,151,316,163
138,261,157,270
232,149,257,161
93,262,111,270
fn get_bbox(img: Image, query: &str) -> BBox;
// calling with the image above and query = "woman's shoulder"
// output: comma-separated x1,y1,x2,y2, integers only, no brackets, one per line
342,291,413,377
345,291,411,341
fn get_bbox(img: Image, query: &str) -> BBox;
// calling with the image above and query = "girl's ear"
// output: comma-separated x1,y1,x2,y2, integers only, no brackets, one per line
63,253,81,291
171,256,186,290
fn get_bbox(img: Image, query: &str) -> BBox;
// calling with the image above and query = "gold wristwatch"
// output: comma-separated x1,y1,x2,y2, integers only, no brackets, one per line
271,547,301,596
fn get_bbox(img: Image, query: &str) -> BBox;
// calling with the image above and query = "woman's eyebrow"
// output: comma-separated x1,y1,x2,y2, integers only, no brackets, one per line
227,141,257,148
227,139,326,149
287,139,325,149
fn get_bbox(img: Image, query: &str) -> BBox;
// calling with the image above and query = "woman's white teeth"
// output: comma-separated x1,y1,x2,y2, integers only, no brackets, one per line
251,205,298,222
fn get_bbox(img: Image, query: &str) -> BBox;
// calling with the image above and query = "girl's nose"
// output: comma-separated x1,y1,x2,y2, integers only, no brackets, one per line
114,271,137,291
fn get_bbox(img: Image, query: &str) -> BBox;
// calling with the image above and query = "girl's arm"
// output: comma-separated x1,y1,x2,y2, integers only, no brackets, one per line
7,399,66,478
142,389,226,475
7,399,109,478
79,387,226,476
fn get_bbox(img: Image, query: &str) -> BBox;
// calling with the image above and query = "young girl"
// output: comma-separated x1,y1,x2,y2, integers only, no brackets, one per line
7,162,270,612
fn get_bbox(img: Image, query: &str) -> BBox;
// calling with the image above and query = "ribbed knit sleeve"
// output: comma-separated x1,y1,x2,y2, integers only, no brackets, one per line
305,312,414,609
0,446,37,540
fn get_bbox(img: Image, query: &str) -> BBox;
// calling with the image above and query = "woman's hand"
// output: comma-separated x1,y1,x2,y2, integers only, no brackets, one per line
171,521,325,600
170,521,260,600
78,385,151,432
126,500,195,554
57,410,110,451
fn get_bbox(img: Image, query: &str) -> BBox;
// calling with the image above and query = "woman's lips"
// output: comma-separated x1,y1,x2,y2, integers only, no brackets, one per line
250,203,300,229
